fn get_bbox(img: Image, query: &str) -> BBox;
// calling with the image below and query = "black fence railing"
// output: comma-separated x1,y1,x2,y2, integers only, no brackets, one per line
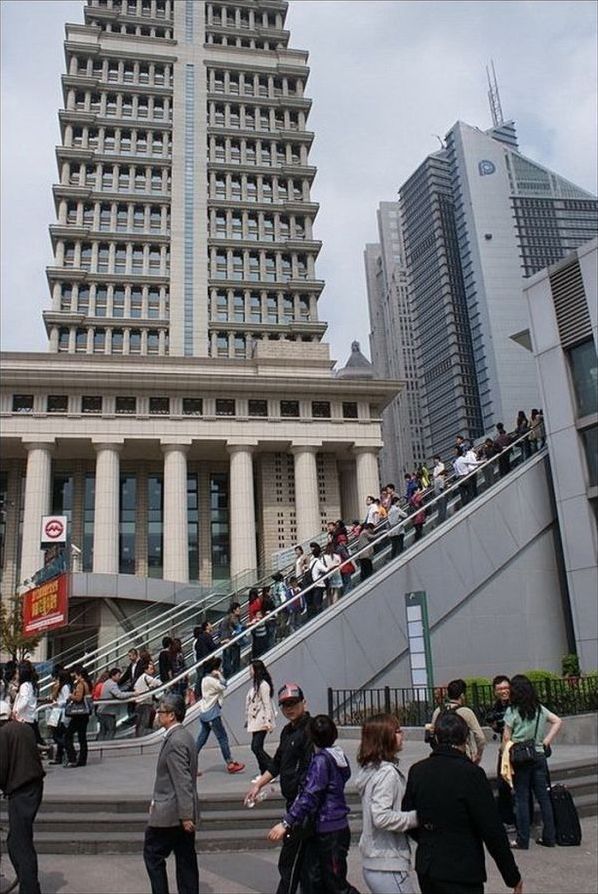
328,677,598,727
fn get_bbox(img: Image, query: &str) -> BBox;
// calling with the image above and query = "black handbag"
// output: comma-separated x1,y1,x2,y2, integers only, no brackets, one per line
64,695,93,717
510,711,541,767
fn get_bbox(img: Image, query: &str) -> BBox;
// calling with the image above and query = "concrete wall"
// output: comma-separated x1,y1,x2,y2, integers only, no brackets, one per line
220,453,571,745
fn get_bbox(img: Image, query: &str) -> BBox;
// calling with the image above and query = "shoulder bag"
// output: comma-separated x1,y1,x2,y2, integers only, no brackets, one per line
65,695,93,717
510,711,541,767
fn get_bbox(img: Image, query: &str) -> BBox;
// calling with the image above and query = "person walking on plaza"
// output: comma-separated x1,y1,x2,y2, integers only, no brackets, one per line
245,660,277,779
13,660,44,746
195,657,245,775
134,660,162,736
143,693,199,894
268,715,360,894
244,683,319,894
430,679,485,764
503,674,562,850
219,602,243,678
307,542,328,616
158,637,173,684
403,712,522,894
494,423,512,478
356,714,417,894
0,718,45,894
193,621,217,696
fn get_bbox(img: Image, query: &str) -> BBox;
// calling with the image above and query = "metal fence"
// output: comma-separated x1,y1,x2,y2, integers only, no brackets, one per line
328,677,598,727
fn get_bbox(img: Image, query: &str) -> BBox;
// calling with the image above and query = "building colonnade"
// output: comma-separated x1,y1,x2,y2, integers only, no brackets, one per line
16,438,381,588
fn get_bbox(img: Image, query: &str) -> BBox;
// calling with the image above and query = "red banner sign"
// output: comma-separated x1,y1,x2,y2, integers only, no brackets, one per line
22,573,69,635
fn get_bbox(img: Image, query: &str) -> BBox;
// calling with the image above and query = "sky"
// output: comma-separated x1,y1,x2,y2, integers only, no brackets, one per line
1,0,597,368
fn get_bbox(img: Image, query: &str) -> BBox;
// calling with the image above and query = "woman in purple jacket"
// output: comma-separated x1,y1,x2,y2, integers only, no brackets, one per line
268,714,360,894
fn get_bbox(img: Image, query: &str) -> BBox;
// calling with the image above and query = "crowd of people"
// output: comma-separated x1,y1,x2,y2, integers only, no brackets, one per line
0,644,570,894
136,666,564,894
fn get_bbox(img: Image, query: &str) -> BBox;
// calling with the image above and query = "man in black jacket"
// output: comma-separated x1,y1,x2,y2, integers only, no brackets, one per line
403,712,522,894
0,719,45,894
193,622,217,696
244,683,319,894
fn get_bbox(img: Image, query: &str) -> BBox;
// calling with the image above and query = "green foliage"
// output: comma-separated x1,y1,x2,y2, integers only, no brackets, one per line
463,676,492,690
0,594,42,661
516,669,560,683
561,653,581,677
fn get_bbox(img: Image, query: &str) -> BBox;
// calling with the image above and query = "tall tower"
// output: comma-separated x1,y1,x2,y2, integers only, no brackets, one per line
43,0,325,359
364,203,425,480
398,119,598,458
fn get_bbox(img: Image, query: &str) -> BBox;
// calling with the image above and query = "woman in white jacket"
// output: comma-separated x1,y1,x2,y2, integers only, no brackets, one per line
245,660,276,780
355,714,418,894
196,656,245,774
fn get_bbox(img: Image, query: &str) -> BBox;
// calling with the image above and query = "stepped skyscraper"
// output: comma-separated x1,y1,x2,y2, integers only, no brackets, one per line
0,0,397,656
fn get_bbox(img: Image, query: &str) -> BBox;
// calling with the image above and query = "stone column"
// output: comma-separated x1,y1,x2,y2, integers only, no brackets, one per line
20,442,54,584
227,443,257,582
354,447,381,513
291,444,321,543
92,442,122,573
162,443,189,582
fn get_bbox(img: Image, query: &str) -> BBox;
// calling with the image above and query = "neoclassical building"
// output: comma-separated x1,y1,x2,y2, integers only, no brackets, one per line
0,0,398,616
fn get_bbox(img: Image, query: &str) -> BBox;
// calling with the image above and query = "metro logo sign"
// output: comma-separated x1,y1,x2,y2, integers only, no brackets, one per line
22,573,69,635
41,515,68,545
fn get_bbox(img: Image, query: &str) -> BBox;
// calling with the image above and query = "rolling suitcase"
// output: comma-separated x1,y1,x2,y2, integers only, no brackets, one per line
549,776,582,846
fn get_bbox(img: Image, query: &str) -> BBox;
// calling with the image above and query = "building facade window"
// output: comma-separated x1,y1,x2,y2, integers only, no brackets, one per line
215,398,235,416
281,400,299,417
12,395,33,413
47,395,69,414
83,474,95,572
149,397,170,415
182,398,203,416
248,399,268,417
115,396,136,414
342,401,358,419
82,395,102,414
147,475,163,578
119,475,136,574
312,401,331,418
569,339,598,418
210,472,229,581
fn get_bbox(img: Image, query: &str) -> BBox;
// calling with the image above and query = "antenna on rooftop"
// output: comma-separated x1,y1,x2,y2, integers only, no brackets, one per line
486,59,504,128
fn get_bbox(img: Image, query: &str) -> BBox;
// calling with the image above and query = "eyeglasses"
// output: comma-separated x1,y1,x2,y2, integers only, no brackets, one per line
156,709,174,715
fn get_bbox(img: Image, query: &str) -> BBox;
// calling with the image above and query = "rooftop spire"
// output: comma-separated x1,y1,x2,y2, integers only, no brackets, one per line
486,59,504,128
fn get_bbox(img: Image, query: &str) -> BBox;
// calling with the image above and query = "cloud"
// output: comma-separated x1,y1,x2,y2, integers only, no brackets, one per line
1,0,596,368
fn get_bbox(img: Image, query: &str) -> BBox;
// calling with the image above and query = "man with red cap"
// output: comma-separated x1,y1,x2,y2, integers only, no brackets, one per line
245,683,319,894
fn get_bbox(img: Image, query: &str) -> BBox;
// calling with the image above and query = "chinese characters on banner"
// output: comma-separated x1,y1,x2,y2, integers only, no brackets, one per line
22,573,69,635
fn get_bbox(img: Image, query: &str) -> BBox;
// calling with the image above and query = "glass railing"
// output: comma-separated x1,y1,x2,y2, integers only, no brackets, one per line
36,429,543,748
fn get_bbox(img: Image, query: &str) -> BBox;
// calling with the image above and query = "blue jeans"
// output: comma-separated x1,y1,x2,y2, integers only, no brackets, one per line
195,714,232,765
513,754,555,847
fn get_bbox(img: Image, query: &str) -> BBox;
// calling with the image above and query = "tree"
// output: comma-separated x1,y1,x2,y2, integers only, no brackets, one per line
0,593,42,661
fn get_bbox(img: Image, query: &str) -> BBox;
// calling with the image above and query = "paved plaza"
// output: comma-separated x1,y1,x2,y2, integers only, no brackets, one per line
2,735,596,894
29,820,598,894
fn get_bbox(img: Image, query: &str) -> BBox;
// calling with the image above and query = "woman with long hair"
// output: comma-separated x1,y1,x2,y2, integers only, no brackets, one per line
503,674,562,849
245,659,276,781
13,660,44,745
64,664,92,767
196,657,245,775
48,666,72,765
356,714,417,893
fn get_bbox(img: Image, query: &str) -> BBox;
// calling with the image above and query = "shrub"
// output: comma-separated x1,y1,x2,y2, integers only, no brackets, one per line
562,653,581,677
463,676,492,690
515,669,560,684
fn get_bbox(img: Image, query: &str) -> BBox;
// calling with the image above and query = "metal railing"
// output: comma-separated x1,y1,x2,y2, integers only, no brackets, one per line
328,677,598,727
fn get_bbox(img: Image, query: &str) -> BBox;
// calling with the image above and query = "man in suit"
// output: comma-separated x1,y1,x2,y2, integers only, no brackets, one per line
403,712,522,894
119,648,141,690
0,719,45,894
143,694,200,894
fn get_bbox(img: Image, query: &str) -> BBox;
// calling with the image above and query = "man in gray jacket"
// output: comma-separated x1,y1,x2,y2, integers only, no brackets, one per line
96,667,130,740
143,694,200,894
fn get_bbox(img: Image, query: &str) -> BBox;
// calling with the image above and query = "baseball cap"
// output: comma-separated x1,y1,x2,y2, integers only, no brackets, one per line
278,683,304,704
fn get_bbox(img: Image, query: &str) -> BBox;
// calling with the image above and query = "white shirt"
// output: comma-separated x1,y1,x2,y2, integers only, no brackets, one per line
463,448,482,472
365,503,379,526
13,681,37,723
453,455,470,478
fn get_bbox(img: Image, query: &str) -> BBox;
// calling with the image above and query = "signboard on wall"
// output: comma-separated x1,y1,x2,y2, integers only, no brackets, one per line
40,515,68,545
22,573,69,635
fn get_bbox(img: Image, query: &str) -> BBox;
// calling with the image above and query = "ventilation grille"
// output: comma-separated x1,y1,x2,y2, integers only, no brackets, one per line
550,259,592,348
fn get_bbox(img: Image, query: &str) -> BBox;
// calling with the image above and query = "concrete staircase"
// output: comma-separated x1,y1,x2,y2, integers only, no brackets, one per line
10,760,597,855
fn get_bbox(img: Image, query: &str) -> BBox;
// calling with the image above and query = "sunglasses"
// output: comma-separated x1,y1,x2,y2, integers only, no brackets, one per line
279,698,301,708
156,709,174,715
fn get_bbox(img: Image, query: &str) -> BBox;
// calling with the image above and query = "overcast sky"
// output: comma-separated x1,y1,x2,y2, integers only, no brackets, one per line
1,0,596,367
